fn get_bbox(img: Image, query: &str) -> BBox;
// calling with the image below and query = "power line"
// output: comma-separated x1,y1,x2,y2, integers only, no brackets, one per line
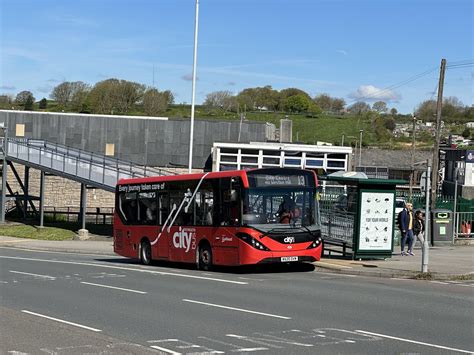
348,66,438,104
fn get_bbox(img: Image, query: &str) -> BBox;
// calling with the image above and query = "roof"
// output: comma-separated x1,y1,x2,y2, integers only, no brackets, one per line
324,172,407,186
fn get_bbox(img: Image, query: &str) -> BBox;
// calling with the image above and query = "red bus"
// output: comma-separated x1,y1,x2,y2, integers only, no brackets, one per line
114,168,323,269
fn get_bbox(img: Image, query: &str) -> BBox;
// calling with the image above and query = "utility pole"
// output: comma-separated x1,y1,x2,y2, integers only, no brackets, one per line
409,115,416,199
430,58,446,211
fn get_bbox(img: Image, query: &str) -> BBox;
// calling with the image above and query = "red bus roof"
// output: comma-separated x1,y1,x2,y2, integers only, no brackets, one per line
118,168,318,189
118,170,251,188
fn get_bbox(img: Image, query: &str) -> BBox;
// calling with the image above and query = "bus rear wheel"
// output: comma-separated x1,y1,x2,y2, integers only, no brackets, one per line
198,244,213,271
140,240,152,265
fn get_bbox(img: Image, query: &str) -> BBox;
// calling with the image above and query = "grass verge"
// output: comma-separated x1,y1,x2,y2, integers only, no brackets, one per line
0,224,75,241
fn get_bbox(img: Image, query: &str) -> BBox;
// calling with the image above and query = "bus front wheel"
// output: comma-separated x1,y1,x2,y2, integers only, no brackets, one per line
140,240,152,265
198,244,213,271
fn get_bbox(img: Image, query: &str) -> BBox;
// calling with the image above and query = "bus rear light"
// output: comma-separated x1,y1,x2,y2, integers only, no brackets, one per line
236,233,270,251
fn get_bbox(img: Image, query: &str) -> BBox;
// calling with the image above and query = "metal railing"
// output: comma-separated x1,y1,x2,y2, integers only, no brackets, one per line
2,138,174,191
454,211,474,239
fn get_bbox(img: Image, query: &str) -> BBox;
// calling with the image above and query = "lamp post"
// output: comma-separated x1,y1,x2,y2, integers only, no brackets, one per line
358,129,363,167
0,123,8,224
188,0,200,173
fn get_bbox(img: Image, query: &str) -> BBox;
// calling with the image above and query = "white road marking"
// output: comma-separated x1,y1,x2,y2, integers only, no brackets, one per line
150,345,181,354
9,270,56,280
430,281,449,285
318,272,359,278
21,310,101,332
80,281,147,294
148,339,180,343
0,256,247,285
232,348,268,352
183,299,291,319
355,330,473,354
0,246,112,258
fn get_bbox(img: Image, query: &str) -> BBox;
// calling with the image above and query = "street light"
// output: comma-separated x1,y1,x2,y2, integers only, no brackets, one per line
188,0,200,173
359,129,363,167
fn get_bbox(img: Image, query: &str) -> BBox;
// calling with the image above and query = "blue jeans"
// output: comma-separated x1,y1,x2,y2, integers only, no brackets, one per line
401,230,414,253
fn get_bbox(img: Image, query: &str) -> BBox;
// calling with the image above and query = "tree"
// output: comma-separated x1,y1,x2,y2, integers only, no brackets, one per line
15,91,35,110
313,94,332,111
88,79,145,114
313,94,346,113
462,128,471,139
347,101,370,115
51,81,91,110
24,95,35,110
279,88,310,111
143,88,173,116
384,117,396,131
0,94,13,108
332,98,346,112
204,90,237,114
39,98,48,109
390,107,398,115
282,94,312,113
372,101,388,113
415,100,436,121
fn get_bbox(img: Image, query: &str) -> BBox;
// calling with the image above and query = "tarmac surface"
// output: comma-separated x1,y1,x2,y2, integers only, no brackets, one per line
0,235,472,280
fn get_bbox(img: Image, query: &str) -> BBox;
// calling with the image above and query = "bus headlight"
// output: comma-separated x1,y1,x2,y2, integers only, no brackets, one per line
236,233,270,251
307,236,323,249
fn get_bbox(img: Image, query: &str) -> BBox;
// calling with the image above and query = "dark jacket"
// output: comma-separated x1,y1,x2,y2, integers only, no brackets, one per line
413,218,425,236
399,208,414,232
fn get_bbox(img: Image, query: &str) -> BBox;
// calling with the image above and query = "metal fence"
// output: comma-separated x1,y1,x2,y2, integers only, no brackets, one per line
396,191,474,213
454,211,474,239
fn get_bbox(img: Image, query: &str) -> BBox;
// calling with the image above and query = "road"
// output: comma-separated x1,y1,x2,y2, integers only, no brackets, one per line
0,247,473,354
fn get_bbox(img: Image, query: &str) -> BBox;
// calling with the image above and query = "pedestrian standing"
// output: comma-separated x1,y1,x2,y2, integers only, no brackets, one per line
400,202,415,256
412,210,425,253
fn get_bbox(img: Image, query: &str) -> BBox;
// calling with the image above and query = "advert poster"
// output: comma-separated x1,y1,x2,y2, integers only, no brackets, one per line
358,191,394,251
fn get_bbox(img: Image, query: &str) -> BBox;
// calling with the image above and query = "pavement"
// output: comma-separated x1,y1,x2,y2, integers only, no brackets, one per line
0,235,472,280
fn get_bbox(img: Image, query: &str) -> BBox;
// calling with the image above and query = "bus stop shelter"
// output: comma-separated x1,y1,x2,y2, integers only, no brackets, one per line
322,172,407,259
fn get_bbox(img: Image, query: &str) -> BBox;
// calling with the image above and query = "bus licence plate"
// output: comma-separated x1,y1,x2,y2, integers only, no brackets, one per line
281,256,298,262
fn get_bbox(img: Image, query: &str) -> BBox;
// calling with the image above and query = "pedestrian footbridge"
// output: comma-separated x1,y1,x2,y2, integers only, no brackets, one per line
0,138,173,226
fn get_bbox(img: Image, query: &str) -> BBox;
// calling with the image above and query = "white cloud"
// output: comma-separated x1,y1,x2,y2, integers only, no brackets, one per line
349,85,400,102
336,49,348,56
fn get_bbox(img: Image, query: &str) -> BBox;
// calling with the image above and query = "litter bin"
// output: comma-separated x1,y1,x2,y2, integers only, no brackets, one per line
431,209,453,244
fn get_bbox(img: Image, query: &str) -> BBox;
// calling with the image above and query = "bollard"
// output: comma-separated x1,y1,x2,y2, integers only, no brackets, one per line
422,238,429,273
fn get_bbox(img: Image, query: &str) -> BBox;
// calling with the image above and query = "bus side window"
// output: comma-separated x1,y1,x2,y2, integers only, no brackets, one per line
158,193,169,225
138,192,157,225
119,192,137,224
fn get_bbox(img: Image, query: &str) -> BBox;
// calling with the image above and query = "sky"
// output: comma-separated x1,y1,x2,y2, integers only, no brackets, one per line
0,0,472,113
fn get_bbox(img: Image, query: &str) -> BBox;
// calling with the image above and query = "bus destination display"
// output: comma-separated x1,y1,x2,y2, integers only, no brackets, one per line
251,174,307,187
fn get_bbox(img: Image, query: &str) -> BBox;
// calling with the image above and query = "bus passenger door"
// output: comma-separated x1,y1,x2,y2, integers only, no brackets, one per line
157,193,170,259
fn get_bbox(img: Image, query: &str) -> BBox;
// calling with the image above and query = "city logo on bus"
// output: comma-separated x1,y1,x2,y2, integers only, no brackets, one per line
173,227,196,252
284,236,295,244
